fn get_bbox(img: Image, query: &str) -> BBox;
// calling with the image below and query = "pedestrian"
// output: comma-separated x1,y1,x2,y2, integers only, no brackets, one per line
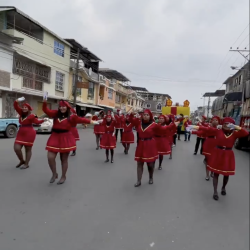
194,115,208,155
191,117,248,200
154,115,173,170
92,111,105,150
166,115,176,159
177,114,184,140
114,109,123,142
42,99,98,184
202,116,221,181
100,112,116,163
133,109,178,187
13,97,45,169
184,116,192,141
121,113,134,154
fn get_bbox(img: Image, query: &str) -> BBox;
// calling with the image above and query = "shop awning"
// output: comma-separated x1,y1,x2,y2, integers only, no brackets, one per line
15,50,48,66
75,103,104,109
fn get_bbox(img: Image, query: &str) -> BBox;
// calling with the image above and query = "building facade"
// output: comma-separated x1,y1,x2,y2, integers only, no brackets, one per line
0,7,72,117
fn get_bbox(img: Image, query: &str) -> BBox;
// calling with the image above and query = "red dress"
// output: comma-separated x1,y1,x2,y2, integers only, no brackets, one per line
92,115,105,135
168,122,176,145
114,114,123,129
154,124,173,155
200,127,248,175
133,120,173,162
42,102,91,153
121,121,134,144
70,114,86,141
14,101,44,146
100,121,117,149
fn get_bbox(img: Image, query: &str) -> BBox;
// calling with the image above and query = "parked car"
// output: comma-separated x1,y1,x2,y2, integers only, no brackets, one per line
33,114,53,133
0,118,20,138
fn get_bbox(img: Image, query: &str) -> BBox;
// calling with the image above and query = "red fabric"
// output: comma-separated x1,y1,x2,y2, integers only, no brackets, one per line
171,107,177,115
22,103,33,111
211,116,221,124
114,114,124,129
200,126,248,175
202,115,207,120
100,121,117,149
121,121,134,144
154,124,173,155
222,117,235,124
184,120,192,127
42,102,90,152
13,101,43,146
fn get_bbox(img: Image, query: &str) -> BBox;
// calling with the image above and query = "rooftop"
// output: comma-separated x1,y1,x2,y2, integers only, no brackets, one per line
99,68,130,82
203,89,225,97
130,86,171,99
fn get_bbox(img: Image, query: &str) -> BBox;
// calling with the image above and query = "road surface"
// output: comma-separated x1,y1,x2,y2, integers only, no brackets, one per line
0,130,249,250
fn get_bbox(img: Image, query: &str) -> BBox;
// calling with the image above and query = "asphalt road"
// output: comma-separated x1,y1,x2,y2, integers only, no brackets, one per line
0,130,249,250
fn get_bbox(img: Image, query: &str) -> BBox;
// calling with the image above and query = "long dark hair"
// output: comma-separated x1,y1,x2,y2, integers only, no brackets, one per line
57,100,71,119
21,110,31,119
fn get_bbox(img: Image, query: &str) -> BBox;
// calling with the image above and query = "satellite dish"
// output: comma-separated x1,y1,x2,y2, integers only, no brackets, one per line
89,67,92,76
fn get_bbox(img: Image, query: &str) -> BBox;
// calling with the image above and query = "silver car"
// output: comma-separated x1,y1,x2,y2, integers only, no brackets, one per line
33,114,53,133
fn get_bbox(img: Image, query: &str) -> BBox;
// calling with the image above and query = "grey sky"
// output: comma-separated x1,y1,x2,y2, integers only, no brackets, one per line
1,0,249,110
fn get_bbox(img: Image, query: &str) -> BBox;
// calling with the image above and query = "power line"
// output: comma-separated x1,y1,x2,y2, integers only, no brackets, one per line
231,23,250,46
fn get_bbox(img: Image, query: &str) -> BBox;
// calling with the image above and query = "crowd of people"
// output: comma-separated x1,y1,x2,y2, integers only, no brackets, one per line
13,97,248,201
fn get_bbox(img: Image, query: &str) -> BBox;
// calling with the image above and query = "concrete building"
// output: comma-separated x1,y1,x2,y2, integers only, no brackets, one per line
0,6,72,116
129,86,171,115
66,39,103,116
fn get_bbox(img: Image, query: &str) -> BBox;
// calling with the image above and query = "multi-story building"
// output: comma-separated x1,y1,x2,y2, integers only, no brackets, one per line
0,6,71,116
65,39,103,116
98,68,130,112
129,86,171,115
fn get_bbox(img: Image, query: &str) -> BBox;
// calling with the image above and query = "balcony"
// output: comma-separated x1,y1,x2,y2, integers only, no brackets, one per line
115,84,129,96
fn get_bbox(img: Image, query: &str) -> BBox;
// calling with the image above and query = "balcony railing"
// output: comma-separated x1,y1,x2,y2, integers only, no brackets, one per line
115,84,129,95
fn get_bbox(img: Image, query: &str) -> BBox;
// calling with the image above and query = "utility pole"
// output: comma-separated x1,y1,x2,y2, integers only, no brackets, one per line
207,95,211,118
229,47,249,61
73,48,80,107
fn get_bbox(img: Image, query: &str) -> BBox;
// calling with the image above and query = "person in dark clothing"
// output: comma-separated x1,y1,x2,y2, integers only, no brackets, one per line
194,116,208,155
177,114,184,140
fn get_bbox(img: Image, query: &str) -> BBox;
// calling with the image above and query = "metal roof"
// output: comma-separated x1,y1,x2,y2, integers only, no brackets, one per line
0,6,72,47
203,90,225,97
64,39,102,61
129,86,171,98
99,68,130,82
130,86,149,92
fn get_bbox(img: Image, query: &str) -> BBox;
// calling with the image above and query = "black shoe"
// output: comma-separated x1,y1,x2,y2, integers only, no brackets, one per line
111,159,114,163
158,166,162,170
134,182,141,187
194,152,197,155
205,177,210,181
149,179,153,185
70,152,76,156
169,156,172,160
105,159,109,163
16,161,25,168
50,173,58,183
96,147,99,150
221,189,227,196
57,177,66,185
213,194,219,201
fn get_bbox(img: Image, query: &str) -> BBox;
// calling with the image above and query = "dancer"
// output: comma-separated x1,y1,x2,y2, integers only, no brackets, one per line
133,109,178,187
100,113,116,163
190,117,248,200
13,97,45,169
42,99,98,184
166,115,176,159
92,111,105,150
154,115,173,170
114,109,123,141
202,116,220,180
194,115,207,155
121,113,134,154
184,116,192,141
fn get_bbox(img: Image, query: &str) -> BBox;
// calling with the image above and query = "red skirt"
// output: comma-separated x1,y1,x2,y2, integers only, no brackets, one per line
207,147,235,176
154,136,171,155
46,131,76,153
202,137,216,156
15,127,36,146
94,124,105,134
135,138,158,162
70,127,80,141
121,131,134,144
100,133,116,149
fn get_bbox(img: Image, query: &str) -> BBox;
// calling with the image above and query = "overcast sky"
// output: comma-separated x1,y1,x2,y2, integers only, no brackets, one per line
1,0,249,110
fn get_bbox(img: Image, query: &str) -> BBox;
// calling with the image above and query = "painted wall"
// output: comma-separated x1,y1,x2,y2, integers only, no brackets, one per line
3,29,71,99
98,79,116,108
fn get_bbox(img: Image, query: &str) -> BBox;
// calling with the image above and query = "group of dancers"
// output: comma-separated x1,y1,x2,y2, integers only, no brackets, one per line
13,96,248,201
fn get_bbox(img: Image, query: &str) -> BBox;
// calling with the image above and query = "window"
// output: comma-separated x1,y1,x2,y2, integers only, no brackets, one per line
239,75,242,85
116,94,121,103
145,103,151,108
156,103,162,111
108,89,113,99
23,77,43,91
88,82,95,99
55,71,64,91
54,41,65,57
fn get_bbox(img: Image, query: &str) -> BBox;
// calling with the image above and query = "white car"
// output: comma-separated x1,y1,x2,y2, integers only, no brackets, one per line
33,114,53,133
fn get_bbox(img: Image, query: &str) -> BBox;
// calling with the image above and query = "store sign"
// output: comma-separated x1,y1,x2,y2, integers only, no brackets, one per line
77,82,89,89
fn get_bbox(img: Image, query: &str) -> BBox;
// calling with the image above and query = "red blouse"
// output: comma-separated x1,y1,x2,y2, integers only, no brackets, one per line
42,101,90,130
14,101,44,125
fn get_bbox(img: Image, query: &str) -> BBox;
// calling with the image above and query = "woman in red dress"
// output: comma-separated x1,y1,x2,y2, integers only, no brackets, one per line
100,114,116,163
202,116,220,181
193,117,248,200
154,115,172,170
42,99,97,184
121,113,134,154
14,98,45,169
133,109,177,187
93,111,105,150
